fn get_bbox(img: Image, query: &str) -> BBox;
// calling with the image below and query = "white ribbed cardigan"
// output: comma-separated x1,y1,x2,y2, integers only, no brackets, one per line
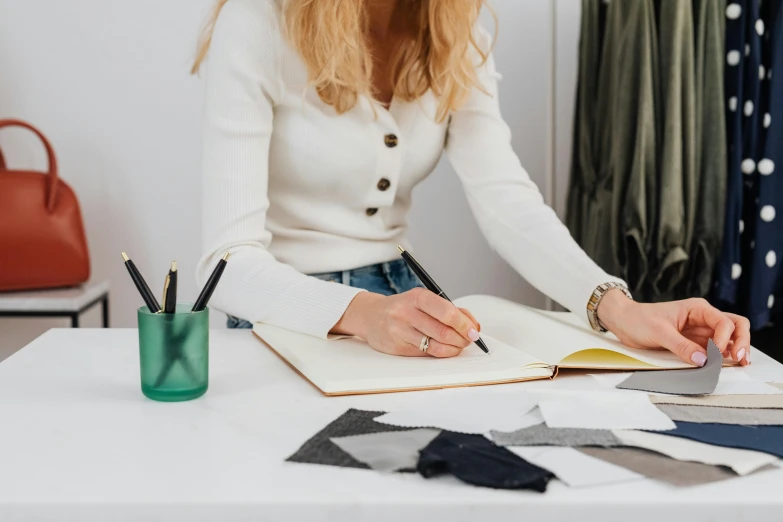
197,0,624,338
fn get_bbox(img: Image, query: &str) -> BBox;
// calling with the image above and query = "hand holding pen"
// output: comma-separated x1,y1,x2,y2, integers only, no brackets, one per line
398,246,489,354
332,250,483,358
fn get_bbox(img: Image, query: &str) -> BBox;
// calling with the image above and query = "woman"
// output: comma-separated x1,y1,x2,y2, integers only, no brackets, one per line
194,0,750,366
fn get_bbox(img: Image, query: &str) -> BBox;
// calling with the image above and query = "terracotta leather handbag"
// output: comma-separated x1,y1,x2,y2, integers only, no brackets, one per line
0,119,90,291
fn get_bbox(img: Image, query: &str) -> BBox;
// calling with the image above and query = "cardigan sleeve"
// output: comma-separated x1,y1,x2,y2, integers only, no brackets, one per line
196,0,363,337
445,30,627,324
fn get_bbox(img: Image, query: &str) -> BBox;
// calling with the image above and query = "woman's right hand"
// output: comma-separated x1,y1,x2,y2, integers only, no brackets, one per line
333,288,481,358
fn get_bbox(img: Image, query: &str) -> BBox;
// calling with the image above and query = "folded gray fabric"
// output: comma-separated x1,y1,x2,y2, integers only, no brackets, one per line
331,429,441,473
287,409,411,469
657,403,783,425
617,339,721,395
579,447,737,487
490,423,622,448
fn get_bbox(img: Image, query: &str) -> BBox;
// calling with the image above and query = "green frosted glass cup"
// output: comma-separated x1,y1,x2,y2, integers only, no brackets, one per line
137,304,209,402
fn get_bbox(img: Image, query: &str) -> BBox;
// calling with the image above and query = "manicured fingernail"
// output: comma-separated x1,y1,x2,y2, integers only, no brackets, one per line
691,351,707,367
736,348,746,362
468,328,480,342
746,351,751,363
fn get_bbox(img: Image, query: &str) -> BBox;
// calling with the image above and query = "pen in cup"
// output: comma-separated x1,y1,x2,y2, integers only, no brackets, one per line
121,252,161,313
162,261,177,314
192,252,230,312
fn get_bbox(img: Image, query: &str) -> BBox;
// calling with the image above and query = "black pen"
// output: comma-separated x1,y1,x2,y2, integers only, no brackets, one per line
192,252,230,312
397,245,489,354
121,252,161,313
162,261,177,314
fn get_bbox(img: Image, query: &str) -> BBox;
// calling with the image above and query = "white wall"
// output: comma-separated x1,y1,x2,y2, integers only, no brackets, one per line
0,0,580,357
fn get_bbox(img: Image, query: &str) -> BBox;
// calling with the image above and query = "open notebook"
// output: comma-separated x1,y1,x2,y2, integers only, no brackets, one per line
253,294,693,396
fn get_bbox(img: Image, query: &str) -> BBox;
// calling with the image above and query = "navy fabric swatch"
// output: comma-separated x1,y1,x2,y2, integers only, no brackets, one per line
417,431,554,492
652,421,783,458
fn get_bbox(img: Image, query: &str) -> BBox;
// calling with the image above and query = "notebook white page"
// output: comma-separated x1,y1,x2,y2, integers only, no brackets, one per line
253,325,552,395
454,295,691,370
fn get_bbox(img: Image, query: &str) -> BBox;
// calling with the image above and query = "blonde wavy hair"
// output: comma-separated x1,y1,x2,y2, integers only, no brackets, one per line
192,0,495,122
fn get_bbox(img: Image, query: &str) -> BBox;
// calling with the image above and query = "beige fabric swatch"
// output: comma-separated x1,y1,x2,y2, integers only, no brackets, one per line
656,403,783,425
650,393,783,409
579,447,738,487
613,429,778,475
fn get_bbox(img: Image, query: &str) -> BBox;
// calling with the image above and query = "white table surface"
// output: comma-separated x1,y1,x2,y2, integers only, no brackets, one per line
1,328,783,522
0,280,109,311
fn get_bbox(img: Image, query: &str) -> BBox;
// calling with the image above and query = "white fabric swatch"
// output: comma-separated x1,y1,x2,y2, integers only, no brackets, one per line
743,360,783,383
539,393,676,431
374,395,540,434
712,369,783,395
613,429,778,476
509,446,644,488
590,368,783,396
590,373,635,388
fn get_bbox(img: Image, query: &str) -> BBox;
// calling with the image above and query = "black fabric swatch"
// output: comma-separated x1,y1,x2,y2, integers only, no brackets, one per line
287,409,412,469
417,431,555,492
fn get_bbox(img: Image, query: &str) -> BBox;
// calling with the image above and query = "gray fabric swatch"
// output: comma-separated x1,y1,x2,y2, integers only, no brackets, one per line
490,423,622,448
579,447,737,487
617,339,721,395
287,409,411,469
657,403,783,425
650,393,783,409
331,429,441,473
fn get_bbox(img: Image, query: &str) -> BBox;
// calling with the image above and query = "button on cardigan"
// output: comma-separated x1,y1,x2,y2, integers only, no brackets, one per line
197,0,625,338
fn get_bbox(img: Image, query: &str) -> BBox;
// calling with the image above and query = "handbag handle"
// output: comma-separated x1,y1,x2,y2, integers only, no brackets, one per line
0,119,60,212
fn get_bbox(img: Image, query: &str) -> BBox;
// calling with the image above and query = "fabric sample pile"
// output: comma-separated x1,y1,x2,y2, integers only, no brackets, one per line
287,376,783,492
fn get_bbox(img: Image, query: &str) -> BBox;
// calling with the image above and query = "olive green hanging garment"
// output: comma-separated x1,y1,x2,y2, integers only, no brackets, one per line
685,0,727,298
651,0,698,301
602,0,660,295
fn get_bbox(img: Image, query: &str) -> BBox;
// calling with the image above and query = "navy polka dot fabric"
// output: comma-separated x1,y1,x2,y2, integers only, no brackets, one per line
745,0,783,328
716,0,783,330
715,0,751,304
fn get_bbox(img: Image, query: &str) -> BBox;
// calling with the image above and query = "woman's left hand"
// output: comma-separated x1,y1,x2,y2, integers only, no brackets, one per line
596,290,751,367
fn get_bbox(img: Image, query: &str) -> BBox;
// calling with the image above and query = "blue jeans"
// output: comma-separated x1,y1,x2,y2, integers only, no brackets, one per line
226,259,423,329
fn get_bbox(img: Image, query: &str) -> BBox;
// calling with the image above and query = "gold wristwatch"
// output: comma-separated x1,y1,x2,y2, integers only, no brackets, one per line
587,282,633,333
